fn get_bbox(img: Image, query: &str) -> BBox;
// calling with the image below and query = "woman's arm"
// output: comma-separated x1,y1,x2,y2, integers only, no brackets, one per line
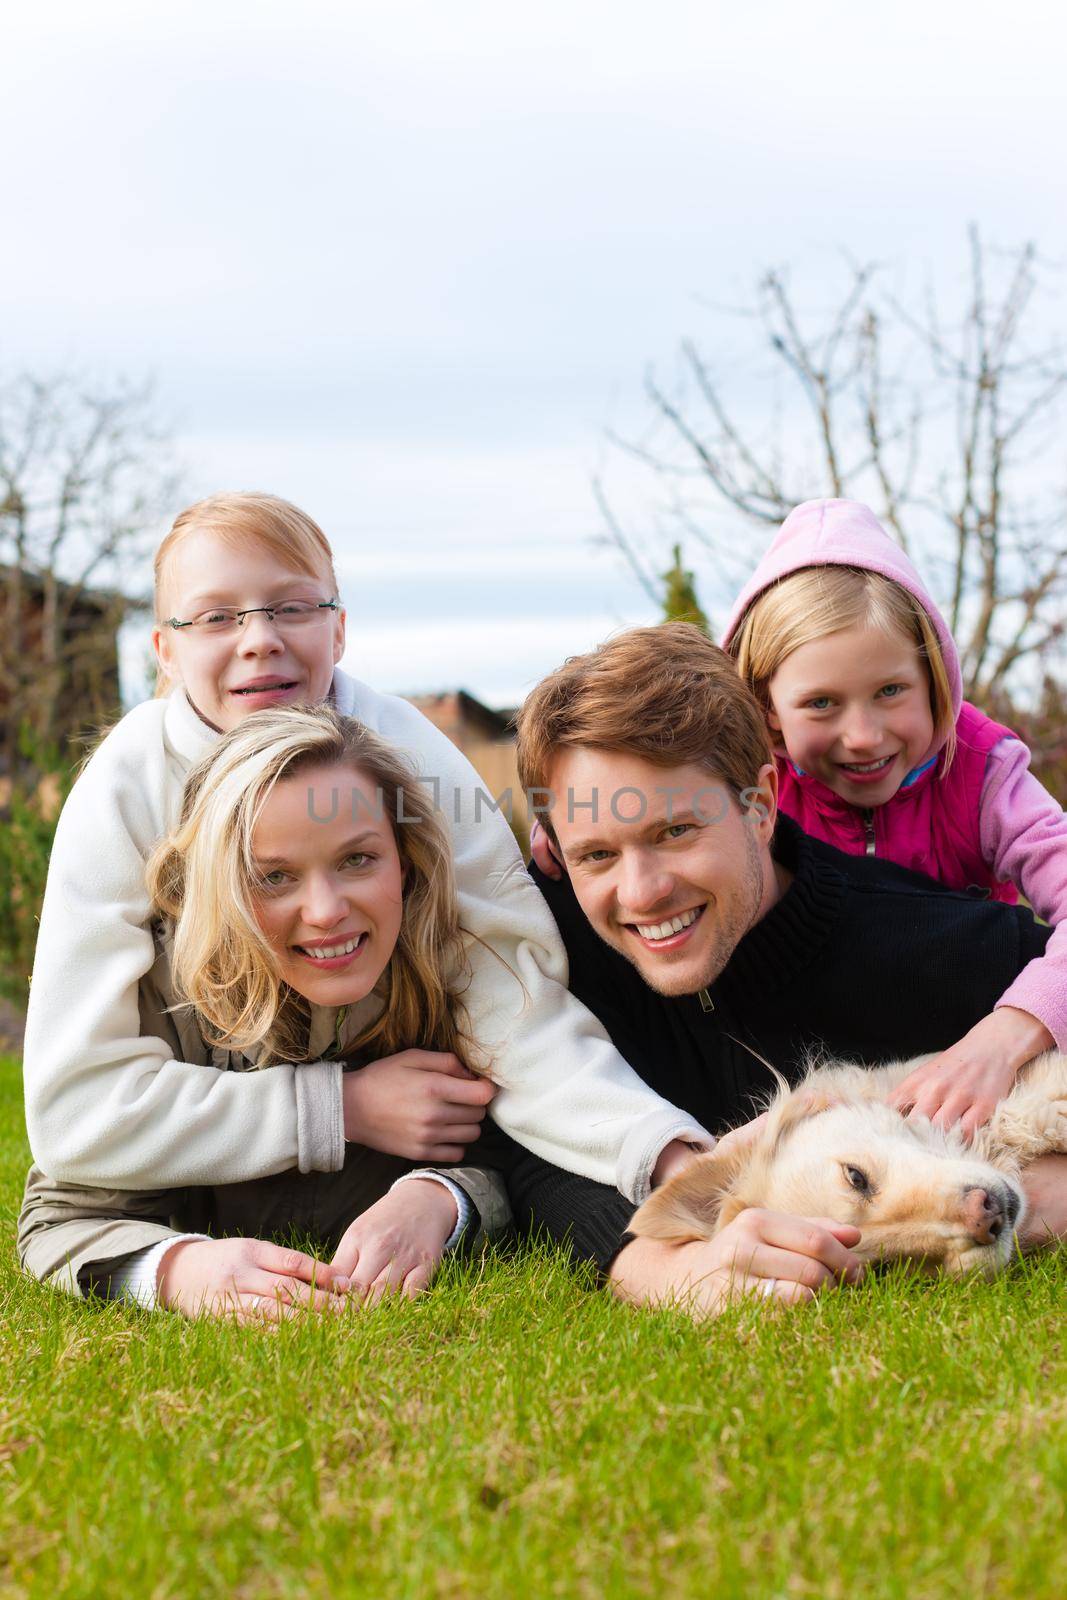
18,1163,349,1318
17,1162,186,1299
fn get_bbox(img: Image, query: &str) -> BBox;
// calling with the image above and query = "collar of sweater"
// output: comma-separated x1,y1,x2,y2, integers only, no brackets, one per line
696,815,848,1007
162,689,222,767
160,672,358,768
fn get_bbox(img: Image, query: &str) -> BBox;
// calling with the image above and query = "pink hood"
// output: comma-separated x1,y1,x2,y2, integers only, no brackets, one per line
721,498,963,729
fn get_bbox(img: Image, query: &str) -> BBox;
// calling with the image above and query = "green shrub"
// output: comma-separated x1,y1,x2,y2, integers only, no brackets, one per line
0,733,74,1008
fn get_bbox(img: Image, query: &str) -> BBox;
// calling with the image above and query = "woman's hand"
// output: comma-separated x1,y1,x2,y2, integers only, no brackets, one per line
886,1006,1055,1141
330,1179,459,1302
156,1237,350,1322
342,1050,496,1161
611,1209,864,1319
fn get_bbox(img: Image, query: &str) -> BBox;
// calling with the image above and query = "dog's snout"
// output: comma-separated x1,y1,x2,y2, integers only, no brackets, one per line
962,1186,1006,1244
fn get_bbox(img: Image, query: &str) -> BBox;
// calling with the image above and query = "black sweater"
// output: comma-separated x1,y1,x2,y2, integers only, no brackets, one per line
505,816,1051,1270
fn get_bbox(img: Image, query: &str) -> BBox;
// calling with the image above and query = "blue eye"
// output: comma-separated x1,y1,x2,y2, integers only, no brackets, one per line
665,823,692,839
878,683,905,699
806,696,832,711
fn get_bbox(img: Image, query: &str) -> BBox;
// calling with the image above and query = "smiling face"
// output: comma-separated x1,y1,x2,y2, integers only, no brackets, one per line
766,622,936,807
249,761,405,1008
152,528,346,732
547,749,784,996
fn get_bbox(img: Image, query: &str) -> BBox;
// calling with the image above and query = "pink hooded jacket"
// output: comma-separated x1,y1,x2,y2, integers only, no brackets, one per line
722,498,1067,1049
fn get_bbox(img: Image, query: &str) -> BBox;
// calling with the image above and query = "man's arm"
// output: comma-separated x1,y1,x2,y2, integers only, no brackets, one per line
505,1140,636,1271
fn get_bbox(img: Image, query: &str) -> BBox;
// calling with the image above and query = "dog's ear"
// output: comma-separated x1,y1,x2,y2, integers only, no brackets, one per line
629,1145,745,1243
765,1083,842,1151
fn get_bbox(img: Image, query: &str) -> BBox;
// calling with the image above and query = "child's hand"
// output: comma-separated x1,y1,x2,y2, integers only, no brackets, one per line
887,1007,1055,1142
341,1050,496,1161
330,1180,458,1302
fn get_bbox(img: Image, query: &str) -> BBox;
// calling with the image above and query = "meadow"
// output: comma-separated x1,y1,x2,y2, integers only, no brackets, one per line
1,1050,1065,1600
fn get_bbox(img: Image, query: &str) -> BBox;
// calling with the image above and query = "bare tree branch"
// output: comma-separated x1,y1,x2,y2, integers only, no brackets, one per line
596,229,1067,707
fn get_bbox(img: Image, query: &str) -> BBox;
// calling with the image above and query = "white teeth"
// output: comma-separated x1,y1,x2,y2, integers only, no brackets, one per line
635,908,700,942
841,756,893,773
302,937,361,960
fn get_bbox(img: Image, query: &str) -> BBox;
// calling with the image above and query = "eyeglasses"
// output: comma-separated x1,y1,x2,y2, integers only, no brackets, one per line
163,599,341,635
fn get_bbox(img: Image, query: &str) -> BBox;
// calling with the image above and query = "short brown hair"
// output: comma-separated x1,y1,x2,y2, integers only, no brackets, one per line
516,623,772,837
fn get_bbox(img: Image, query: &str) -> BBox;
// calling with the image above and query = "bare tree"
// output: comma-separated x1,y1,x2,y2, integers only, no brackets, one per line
0,372,178,776
600,228,1067,706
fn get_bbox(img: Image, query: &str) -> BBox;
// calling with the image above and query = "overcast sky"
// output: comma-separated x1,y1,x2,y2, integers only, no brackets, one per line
5,0,1066,704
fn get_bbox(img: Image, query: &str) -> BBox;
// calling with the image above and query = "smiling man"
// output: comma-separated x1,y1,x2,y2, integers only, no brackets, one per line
511,624,1067,1316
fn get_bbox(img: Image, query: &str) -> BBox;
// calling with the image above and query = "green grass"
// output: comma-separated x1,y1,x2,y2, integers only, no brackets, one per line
1,1052,1065,1600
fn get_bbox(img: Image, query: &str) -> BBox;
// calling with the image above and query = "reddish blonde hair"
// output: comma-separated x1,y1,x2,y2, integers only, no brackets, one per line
153,492,340,696
516,624,772,840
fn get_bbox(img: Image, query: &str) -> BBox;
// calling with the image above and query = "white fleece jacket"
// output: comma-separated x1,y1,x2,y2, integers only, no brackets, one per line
22,673,708,1202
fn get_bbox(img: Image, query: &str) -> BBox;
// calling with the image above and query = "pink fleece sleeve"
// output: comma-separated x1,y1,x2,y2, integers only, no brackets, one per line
980,738,1067,1049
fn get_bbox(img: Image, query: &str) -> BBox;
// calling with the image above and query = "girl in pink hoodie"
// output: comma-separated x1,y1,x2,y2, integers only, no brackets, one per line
723,497,1067,1141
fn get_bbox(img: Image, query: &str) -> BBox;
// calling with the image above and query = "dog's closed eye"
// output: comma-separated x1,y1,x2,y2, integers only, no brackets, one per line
843,1163,875,1197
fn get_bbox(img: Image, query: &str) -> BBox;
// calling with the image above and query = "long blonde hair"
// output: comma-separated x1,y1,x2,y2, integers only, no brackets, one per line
147,706,472,1067
729,566,957,770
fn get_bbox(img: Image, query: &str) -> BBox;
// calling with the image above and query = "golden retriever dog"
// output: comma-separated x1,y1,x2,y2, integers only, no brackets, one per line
631,1052,1067,1277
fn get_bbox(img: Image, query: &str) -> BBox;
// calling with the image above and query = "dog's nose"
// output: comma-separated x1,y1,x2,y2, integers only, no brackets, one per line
962,1186,1006,1244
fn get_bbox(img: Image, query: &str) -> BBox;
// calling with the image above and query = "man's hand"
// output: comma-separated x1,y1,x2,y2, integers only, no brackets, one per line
157,1237,350,1322
528,819,563,880
331,1179,459,1302
610,1209,864,1319
342,1050,496,1161
886,1007,1055,1141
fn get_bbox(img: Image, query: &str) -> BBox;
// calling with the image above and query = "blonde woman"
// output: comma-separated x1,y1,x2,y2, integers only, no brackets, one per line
19,707,509,1320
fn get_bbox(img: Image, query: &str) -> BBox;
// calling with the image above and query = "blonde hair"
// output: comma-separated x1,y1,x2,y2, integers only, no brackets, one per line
153,492,340,696
516,623,772,843
730,567,956,769
147,706,472,1068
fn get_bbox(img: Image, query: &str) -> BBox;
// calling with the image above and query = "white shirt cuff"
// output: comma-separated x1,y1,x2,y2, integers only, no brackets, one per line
389,1172,473,1251
106,1234,211,1308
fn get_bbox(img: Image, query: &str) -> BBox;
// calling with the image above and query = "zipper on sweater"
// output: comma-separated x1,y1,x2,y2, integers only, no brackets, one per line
862,809,876,857
698,988,715,1013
